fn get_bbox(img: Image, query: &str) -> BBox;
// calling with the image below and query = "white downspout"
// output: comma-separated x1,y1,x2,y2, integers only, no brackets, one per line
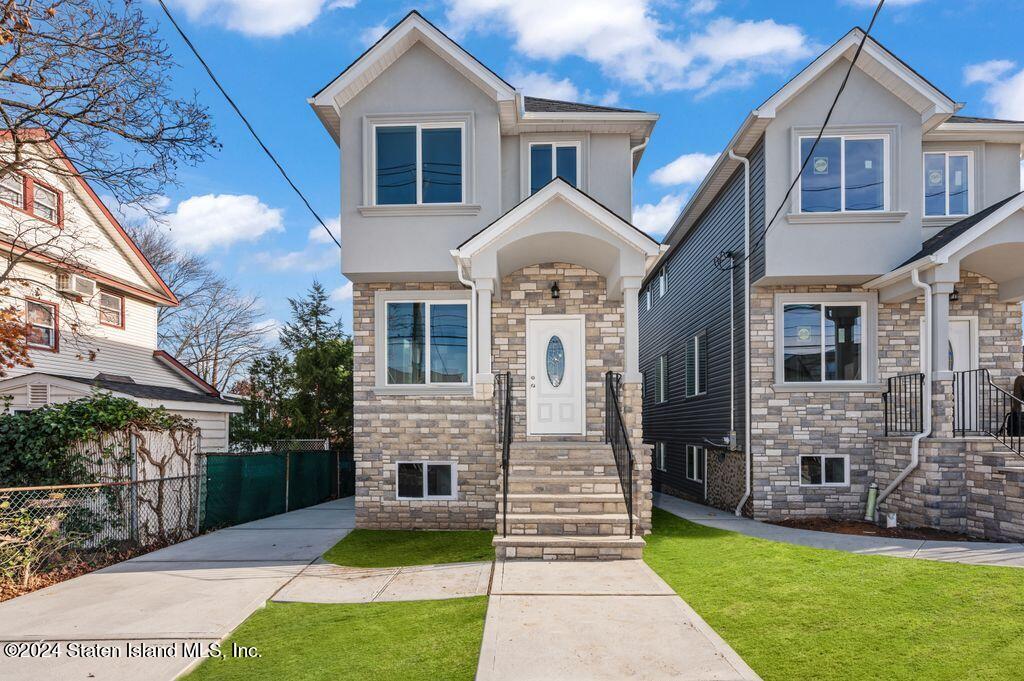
728,150,752,517
453,254,477,378
628,138,650,217
876,268,932,507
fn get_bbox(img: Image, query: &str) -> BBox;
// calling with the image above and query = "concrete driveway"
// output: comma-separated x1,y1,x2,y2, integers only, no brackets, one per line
0,496,354,681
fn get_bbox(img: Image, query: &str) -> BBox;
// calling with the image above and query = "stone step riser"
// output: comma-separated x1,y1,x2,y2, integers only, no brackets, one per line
509,464,618,476
498,519,632,536
504,480,622,494
495,545,642,560
506,500,627,515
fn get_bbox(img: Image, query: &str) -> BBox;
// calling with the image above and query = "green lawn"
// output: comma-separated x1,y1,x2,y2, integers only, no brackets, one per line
323,529,494,567
644,508,1024,681
183,597,488,681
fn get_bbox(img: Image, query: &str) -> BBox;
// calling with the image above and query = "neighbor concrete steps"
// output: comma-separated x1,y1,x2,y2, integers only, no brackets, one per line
492,534,645,561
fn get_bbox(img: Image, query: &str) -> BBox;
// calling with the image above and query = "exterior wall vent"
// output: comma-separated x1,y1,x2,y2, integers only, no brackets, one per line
28,383,50,406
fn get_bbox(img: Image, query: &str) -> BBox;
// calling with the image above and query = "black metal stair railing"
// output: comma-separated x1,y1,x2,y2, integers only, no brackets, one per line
495,372,513,537
604,371,634,539
883,372,925,436
954,369,1023,456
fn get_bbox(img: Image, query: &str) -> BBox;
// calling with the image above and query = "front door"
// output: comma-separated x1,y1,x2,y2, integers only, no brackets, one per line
527,315,585,435
949,317,979,430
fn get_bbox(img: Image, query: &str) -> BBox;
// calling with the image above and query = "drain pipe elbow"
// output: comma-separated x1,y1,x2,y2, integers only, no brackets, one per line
728,149,752,517
876,268,932,509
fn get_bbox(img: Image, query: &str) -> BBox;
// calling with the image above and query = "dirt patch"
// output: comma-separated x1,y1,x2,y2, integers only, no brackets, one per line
768,517,995,542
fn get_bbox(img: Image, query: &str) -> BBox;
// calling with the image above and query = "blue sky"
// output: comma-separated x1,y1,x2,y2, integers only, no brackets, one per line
136,0,1024,339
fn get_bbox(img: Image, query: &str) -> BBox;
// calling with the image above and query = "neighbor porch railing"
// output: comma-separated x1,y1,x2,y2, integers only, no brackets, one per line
604,371,634,539
883,372,925,436
953,369,1023,456
495,372,513,537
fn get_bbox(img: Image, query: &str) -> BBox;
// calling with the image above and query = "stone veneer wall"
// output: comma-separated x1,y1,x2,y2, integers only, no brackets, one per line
352,282,497,530
706,449,748,511
749,271,1021,526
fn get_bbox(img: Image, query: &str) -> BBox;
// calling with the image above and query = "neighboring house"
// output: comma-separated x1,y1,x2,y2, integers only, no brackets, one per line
640,28,1024,541
0,136,241,451
309,11,663,559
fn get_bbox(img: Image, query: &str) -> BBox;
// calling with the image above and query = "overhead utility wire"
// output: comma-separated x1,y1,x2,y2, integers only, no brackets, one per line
156,0,342,250
717,0,886,271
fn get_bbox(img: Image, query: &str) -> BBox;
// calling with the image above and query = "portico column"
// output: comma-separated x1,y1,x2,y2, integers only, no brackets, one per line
930,282,954,378
622,277,642,384
475,279,494,381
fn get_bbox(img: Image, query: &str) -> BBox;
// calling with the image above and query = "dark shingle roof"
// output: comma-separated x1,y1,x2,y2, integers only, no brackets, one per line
897,191,1024,268
523,96,643,114
56,374,237,406
947,114,1024,124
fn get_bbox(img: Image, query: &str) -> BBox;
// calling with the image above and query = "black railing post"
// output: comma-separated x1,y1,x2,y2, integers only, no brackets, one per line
604,370,634,539
496,372,513,538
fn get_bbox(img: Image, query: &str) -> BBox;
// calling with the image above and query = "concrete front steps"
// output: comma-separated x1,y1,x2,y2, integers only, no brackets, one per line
493,441,644,561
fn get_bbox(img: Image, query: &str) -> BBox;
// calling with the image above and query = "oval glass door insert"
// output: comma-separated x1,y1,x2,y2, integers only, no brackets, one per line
546,335,565,387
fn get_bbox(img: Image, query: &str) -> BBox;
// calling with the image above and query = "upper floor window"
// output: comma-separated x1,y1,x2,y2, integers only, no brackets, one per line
99,291,124,328
655,354,668,403
373,123,464,206
799,135,889,213
645,289,651,311
654,442,667,472
782,302,863,383
658,268,667,297
0,173,62,225
386,300,468,385
924,152,972,217
529,142,579,194
685,331,707,398
25,299,57,350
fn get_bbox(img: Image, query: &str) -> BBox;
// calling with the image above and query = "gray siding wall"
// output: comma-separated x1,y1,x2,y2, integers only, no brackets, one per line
639,142,764,498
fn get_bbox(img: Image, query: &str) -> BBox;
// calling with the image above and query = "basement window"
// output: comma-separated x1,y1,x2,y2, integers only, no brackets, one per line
396,461,457,500
685,445,704,483
800,454,848,486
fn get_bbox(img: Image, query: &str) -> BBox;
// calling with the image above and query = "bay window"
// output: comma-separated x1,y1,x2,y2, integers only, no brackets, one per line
799,135,888,213
783,303,864,383
924,152,971,217
374,123,464,205
529,142,579,194
386,300,468,385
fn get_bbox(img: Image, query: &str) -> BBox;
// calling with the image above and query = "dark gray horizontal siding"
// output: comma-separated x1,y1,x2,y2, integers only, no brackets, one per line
748,144,767,282
639,141,764,497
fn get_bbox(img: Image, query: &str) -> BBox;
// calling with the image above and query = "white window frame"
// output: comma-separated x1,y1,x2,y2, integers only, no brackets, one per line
527,141,582,193
658,268,667,297
0,173,24,208
645,289,651,311
383,299,470,388
395,461,458,501
685,445,704,483
32,184,58,223
797,134,891,213
775,293,877,389
25,299,56,350
799,454,849,487
923,151,973,218
371,121,466,206
686,333,706,397
654,442,667,472
655,354,668,404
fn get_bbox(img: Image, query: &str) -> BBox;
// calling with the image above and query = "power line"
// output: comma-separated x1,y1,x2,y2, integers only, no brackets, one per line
156,0,342,250
717,0,886,272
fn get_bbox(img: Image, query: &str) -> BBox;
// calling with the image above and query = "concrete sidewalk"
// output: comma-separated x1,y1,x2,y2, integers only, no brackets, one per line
477,561,760,681
0,496,355,681
656,493,1024,568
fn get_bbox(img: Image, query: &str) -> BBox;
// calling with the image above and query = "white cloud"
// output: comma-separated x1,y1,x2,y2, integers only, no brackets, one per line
308,218,341,245
166,194,284,253
253,218,340,272
964,59,1024,120
169,0,356,38
360,22,390,47
687,0,717,15
330,281,353,303
510,70,580,101
445,0,814,93
650,152,719,186
260,318,282,344
632,193,688,239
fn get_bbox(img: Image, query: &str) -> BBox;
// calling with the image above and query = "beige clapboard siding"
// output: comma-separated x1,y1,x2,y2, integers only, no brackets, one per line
170,409,230,452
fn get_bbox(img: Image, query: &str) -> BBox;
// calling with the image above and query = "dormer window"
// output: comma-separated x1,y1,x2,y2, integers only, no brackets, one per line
798,135,889,213
373,123,464,205
529,142,579,194
924,151,972,217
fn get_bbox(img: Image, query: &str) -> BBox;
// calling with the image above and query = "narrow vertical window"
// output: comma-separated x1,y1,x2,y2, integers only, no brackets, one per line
924,152,971,217
376,126,417,205
658,268,667,297
656,354,668,404
685,445,704,482
685,332,707,397
421,127,462,204
645,289,651,311
25,300,57,350
654,442,667,472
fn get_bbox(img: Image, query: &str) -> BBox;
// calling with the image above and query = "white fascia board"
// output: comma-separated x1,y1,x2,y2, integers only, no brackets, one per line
862,255,939,289
135,398,244,414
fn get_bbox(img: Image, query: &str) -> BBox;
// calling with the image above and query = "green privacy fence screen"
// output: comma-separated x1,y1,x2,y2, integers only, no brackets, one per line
202,451,336,530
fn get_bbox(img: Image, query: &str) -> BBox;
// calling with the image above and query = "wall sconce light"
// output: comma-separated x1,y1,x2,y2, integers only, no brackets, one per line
950,289,960,302
550,281,560,299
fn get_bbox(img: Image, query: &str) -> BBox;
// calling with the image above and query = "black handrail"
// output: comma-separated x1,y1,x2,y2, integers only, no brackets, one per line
496,372,513,537
604,371,634,538
883,372,925,436
954,368,1023,456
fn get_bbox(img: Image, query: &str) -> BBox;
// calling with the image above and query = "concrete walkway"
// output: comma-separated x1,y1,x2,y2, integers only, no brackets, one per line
477,560,761,681
656,493,1024,568
0,496,356,681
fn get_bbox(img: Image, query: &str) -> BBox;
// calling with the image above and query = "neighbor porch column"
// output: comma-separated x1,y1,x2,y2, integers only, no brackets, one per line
622,276,642,384
930,282,954,378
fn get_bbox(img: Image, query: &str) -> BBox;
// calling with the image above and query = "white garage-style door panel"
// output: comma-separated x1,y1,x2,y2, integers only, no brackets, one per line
526,315,585,435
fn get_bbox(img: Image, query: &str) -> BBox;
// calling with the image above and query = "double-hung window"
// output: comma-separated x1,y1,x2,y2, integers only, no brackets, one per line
800,454,848,486
529,142,579,194
33,184,59,223
684,331,707,397
99,292,124,328
654,442,667,472
924,151,971,217
396,461,457,500
782,303,864,383
386,301,468,385
374,123,464,205
25,299,57,350
685,445,704,483
0,173,24,208
655,354,668,404
799,135,889,213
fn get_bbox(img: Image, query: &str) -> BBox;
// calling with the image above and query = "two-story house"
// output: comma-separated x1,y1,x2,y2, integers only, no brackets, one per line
0,135,241,451
641,28,1024,541
310,11,663,559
